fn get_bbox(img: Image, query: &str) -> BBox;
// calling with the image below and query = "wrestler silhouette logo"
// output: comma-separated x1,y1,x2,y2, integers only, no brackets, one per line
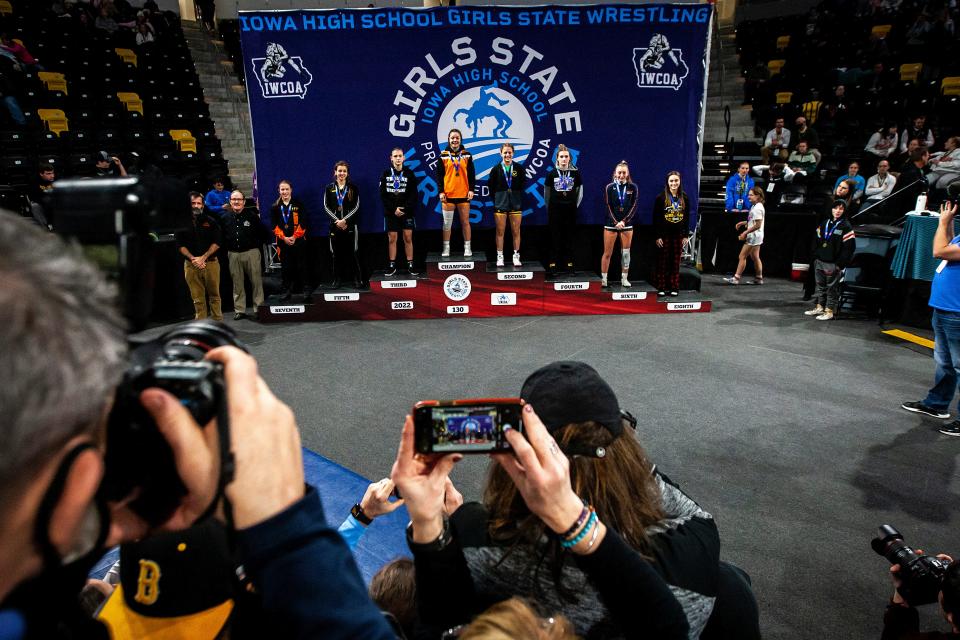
632,34,689,91
443,274,472,301
437,82,534,179
251,43,313,100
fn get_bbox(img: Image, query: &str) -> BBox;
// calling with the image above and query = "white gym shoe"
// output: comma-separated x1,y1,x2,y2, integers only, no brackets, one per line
441,244,451,258
621,276,631,287
815,309,834,321
496,252,504,267
601,276,608,287
513,252,522,267
463,241,472,258
804,305,824,316
723,276,741,285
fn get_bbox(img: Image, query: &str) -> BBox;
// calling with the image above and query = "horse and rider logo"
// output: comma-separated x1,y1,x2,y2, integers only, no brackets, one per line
437,82,534,179
251,43,313,99
632,34,689,91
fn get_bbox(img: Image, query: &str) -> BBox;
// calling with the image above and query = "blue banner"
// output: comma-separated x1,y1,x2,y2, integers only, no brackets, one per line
239,4,711,235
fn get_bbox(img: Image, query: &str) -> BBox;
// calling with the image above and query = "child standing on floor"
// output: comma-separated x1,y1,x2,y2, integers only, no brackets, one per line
805,200,856,321
724,186,766,285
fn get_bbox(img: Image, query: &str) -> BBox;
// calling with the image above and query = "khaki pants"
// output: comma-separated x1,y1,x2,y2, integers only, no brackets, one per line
184,260,222,321
229,248,264,311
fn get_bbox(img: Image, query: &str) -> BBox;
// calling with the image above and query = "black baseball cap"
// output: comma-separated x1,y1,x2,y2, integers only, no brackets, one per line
520,361,624,439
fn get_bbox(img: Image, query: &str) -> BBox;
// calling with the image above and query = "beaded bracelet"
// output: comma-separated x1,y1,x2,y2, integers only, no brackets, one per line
561,511,597,549
557,500,590,540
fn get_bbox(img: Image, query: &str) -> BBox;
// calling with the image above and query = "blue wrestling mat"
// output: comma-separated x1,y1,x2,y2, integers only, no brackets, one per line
91,448,410,584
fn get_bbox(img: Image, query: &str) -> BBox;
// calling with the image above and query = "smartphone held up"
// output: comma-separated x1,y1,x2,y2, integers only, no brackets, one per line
413,399,523,454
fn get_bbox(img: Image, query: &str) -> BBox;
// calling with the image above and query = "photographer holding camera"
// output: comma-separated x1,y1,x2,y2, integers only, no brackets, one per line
0,211,394,639
873,525,960,639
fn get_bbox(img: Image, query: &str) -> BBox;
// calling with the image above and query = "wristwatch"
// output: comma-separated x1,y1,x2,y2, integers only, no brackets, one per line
406,518,453,552
351,503,373,526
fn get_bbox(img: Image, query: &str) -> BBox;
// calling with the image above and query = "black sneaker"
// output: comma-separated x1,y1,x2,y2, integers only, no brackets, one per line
407,261,419,276
900,401,951,419
385,262,397,277
939,421,960,436
279,292,292,302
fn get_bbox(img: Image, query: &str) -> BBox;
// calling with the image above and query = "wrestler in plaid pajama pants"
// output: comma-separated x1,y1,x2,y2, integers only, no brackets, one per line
656,235,684,292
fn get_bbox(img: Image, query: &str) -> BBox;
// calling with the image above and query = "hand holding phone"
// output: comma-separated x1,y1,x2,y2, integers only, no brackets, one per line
413,399,523,454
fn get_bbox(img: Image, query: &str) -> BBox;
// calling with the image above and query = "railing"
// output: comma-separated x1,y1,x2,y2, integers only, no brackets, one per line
852,177,926,226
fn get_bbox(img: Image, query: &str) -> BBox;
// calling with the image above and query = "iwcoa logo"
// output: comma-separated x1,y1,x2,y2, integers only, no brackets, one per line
251,43,313,100
632,34,689,91
437,82,533,180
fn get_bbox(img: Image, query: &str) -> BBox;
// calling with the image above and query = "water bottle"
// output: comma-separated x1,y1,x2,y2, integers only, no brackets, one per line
915,192,927,214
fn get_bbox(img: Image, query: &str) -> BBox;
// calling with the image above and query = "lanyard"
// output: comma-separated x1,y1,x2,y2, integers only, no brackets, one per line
391,169,401,191
669,193,682,212
823,218,841,240
335,183,347,208
281,202,291,225
502,163,512,189
615,183,627,209
738,178,747,194
451,151,462,176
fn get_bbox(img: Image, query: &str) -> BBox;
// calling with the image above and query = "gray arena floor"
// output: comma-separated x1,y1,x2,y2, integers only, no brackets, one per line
217,273,957,639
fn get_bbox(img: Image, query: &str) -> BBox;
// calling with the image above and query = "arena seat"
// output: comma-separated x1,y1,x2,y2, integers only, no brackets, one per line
37,109,69,136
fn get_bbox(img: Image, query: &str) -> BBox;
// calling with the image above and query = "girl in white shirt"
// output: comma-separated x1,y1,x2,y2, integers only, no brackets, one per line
724,186,765,285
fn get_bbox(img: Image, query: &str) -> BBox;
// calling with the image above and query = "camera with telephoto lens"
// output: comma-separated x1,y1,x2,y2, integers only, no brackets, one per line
872,524,950,606
48,177,248,526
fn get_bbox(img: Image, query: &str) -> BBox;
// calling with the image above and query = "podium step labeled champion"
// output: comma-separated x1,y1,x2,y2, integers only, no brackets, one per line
257,253,712,323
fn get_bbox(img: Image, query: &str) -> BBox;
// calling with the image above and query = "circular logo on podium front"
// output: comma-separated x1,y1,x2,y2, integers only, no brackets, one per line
443,274,472,301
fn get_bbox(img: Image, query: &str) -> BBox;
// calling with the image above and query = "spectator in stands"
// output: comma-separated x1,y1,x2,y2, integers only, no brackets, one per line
793,115,822,163
724,186,766,286
865,124,900,170
221,190,265,321
865,160,897,203
761,117,791,164
197,0,216,33
833,179,860,219
865,62,894,96
205,178,231,212
177,192,223,321
900,146,931,190
928,136,960,192
394,361,738,639
0,34,41,72
94,151,127,177
900,115,935,155
788,140,819,182
805,200,856,321
900,202,960,436
95,5,120,33
0,212,398,638
31,164,56,202
834,161,866,201
369,558,418,640
135,22,154,46
0,67,25,126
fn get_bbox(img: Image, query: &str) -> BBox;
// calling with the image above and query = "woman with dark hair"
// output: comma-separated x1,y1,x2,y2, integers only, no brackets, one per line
379,147,419,276
392,361,743,639
652,171,691,297
864,123,899,172
725,186,766,285
601,161,637,288
544,144,582,275
436,129,476,257
270,179,310,302
323,161,364,289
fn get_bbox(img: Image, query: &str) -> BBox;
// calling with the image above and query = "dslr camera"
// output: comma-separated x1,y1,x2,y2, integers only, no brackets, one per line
48,176,247,526
872,524,950,606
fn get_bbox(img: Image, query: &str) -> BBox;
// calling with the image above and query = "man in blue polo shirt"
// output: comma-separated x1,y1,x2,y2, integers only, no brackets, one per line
901,201,960,435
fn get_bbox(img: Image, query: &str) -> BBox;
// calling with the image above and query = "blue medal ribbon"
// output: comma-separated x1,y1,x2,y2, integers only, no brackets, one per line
616,183,627,210
822,218,841,245
391,169,401,192
281,203,291,226
669,193,682,212
335,183,347,210
451,151,461,177
502,163,512,189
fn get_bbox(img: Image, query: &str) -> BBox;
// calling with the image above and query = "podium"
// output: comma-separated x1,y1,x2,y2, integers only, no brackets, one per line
257,253,712,323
